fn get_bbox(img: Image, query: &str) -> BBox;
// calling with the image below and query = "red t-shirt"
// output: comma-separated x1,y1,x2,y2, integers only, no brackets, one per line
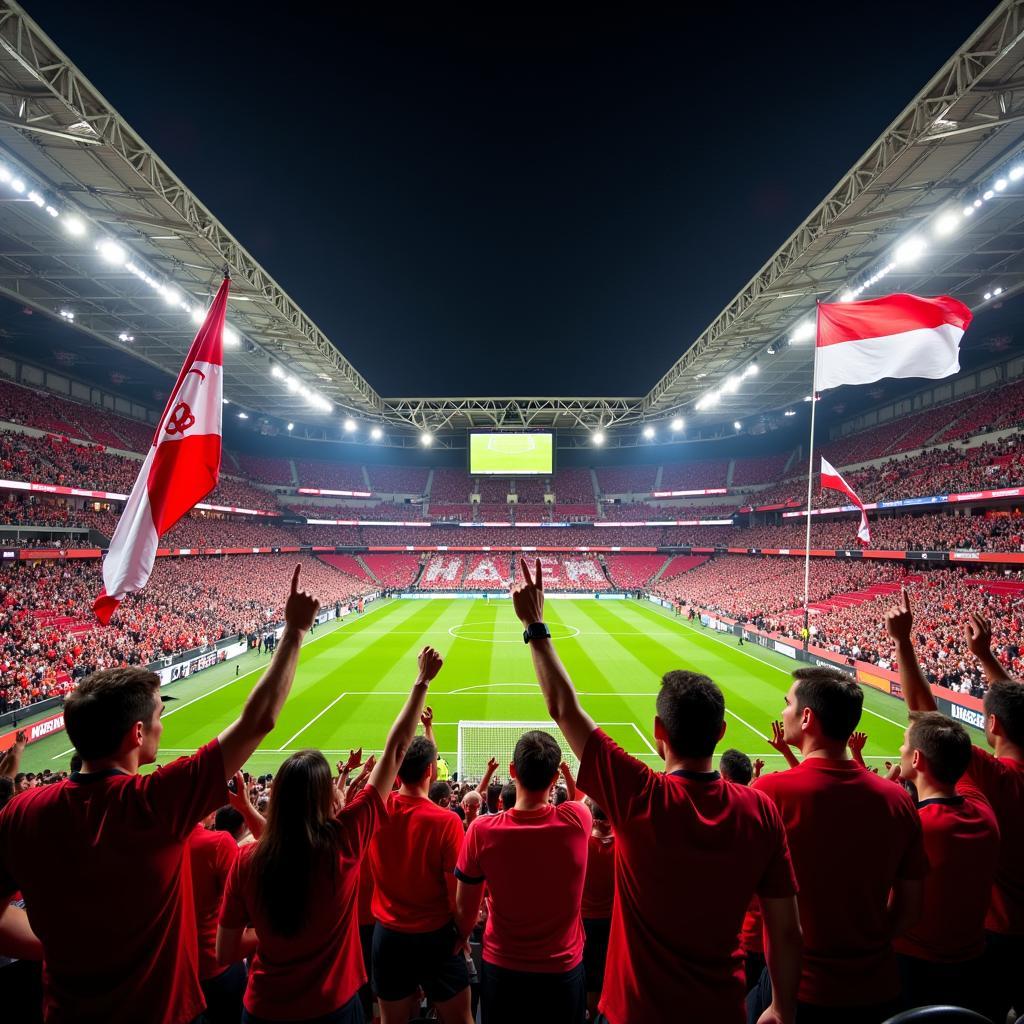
220,786,384,1020
894,794,999,962
0,740,228,1024
959,746,1024,934
368,791,463,932
455,799,591,973
740,899,763,956
578,729,796,1024
357,859,376,928
753,758,927,1007
580,833,615,919
188,824,239,981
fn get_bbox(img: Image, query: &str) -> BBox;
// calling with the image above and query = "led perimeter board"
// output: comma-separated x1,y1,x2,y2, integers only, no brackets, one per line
469,432,554,475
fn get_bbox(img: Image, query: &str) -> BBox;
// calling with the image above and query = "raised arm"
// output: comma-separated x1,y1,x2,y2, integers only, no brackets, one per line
218,565,320,776
367,647,441,803
420,706,435,744
767,721,800,769
965,611,1014,685
884,589,937,713
559,761,577,801
847,731,868,768
227,771,266,840
476,757,499,798
0,731,26,780
512,558,596,760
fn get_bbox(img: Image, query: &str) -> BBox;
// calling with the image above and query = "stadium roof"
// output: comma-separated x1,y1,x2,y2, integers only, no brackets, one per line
0,1,1022,443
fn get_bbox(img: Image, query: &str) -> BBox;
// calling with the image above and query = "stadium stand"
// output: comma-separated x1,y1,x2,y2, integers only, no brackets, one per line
314,553,375,582
418,554,467,590
730,452,791,486
512,477,548,501
429,468,473,505
594,465,658,494
551,467,595,503
460,554,514,589
365,464,429,494
294,458,367,492
658,554,712,580
475,503,512,521
475,477,512,502
236,454,294,487
603,554,667,588
359,553,422,588
658,458,729,490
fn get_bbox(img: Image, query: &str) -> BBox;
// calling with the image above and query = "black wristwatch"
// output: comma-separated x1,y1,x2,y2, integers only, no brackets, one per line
523,622,552,644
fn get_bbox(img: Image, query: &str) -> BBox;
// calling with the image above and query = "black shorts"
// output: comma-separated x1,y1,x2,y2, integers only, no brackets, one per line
371,920,470,1003
582,917,611,993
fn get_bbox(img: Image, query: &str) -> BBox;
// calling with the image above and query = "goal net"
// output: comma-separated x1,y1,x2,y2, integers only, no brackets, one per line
457,720,580,782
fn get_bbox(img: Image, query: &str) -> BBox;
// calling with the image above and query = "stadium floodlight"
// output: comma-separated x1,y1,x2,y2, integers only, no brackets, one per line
45,205,58,218
790,320,815,344
118,332,134,342
995,179,1008,192
97,239,127,265
962,205,974,217
839,291,854,303
983,190,994,201
994,287,1003,296
237,411,248,419
1011,165,1024,182
934,212,959,237
162,287,182,307
420,431,433,446
722,375,741,394
893,236,927,265
10,178,25,193
984,292,992,300
592,430,606,446
371,426,383,440
222,326,239,347
744,362,759,377
670,416,684,431
0,165,9,182
287,422,294,431
343,418,358,433
191,306,204,324
733,421,742,431
784,409,796,417
59,309,74,321
271,365,284,379
27,191,44,208
642,425,655,439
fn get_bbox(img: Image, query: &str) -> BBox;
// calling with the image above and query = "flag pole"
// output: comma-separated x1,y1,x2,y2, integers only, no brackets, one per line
801,302,821,646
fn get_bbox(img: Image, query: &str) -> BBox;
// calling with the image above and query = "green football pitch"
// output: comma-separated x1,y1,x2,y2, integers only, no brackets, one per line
20,597,916,777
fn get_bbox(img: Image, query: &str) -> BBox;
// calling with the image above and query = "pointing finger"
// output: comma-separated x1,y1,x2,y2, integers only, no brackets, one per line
291,563,301,594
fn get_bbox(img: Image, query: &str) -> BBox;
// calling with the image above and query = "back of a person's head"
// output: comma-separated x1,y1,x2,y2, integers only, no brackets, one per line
719,748,753,785
251,749,336,935
792,667,863,742
64,668,160,761
656,670,725,758
907,712,972,785
984,679,1024,748
214,805,245,837
499,781,516,811
0,776,13,811
428,780,451,806
69,754,83,774
486,781,502,814
462,790,481,811
398,735,437,786
513,730,561,793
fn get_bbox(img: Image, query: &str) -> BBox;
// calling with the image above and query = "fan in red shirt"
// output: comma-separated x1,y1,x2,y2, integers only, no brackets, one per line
455,728,592,1024
580,796,615,1022
217,645,443,1024
507,559,801,1024
367,719,472,1024
0,564,320,1024
886,595,1024,1024
750,666,927,1024
892,711,999,1015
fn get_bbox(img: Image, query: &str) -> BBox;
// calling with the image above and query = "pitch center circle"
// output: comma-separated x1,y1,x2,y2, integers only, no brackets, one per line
447,623,581,644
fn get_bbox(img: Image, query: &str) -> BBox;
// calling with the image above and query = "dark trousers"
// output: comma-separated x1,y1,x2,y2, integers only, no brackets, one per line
896,952,987,1016
201,961,247,1024
981,930,1024,1024
480,960,586,1024
746,965,899,1024
241,991,364,1024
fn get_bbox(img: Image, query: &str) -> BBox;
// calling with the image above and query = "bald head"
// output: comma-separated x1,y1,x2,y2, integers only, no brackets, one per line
462,790,482,823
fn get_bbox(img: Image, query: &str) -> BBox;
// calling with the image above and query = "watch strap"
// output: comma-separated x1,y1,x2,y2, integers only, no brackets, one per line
523,622,552,644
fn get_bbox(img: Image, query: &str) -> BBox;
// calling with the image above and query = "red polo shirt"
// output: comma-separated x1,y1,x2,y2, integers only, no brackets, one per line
0,739,228,1024
188,824,239,981
894,794,999,962
455,799,591,973
753,758,927,1007
959,746,1024,935
578,729,796,1024
368,792,463,932
220,786,384,1020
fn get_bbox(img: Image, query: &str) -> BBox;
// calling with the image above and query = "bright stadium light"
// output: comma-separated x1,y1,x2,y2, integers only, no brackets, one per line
784,409,796,417
420,431,433,446
371,426,383,440
839,290,855,303
642,425,655,439
162,287,182,307
343,417,358,433
893,236,927,265
222,327,239,347
722,375,741,394
733,421,742,431
790,320,815,344
191,306,204,324
983,189,994,201
744,362,759,377
994,287,1004,295
995,178,1008,192
271,365,284,379
1010,165,1024,182
670,416,684,431
237,411,248,419
10,177,25,193
97,239,126,265
934,212,960,237
592,430,606,446
287,422,294,431
984,291,992,300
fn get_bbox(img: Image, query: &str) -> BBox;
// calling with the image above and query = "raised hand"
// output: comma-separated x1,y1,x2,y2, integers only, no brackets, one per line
343,748,363,773
848,732,867,755
767,720,788,753
964,611,993,660
284,563,321,634
417,647,443,684
884,588,913,645
227,771,254,812
752,757,765,778
511,557,545,626
420,706,434,730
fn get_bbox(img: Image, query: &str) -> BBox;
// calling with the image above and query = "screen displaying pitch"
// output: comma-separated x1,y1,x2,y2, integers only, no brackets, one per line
469,432,554,475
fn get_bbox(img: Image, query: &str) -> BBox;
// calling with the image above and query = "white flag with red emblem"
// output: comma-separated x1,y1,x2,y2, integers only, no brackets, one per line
820,457,870,546
94,277,229,623
815,293,972,392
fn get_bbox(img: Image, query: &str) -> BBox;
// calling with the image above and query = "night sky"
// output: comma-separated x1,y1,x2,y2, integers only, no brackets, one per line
38,2,998,398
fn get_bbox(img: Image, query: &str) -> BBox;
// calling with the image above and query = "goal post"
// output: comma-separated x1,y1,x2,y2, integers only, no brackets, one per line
456,720,580,782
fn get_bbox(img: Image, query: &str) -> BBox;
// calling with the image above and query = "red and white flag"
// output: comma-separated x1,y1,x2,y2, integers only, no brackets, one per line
94,277,229,623
820,456,870,546
815,293,972,392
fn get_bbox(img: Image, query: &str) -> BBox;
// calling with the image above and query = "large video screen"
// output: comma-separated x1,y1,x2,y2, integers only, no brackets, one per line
469,432,554,475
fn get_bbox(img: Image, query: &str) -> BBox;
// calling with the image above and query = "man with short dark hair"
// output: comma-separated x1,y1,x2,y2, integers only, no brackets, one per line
886,595,1024,1023
892,711,999,1014
499,781,516,811
720,748,754,786
368,733,472,1024
0,566,321,1024
429,779,453,808
751,665,927,1024
455,728,592,1024
507,560,800,1024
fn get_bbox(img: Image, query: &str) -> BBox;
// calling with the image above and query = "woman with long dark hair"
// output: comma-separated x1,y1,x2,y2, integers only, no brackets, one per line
217,646,444,1024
